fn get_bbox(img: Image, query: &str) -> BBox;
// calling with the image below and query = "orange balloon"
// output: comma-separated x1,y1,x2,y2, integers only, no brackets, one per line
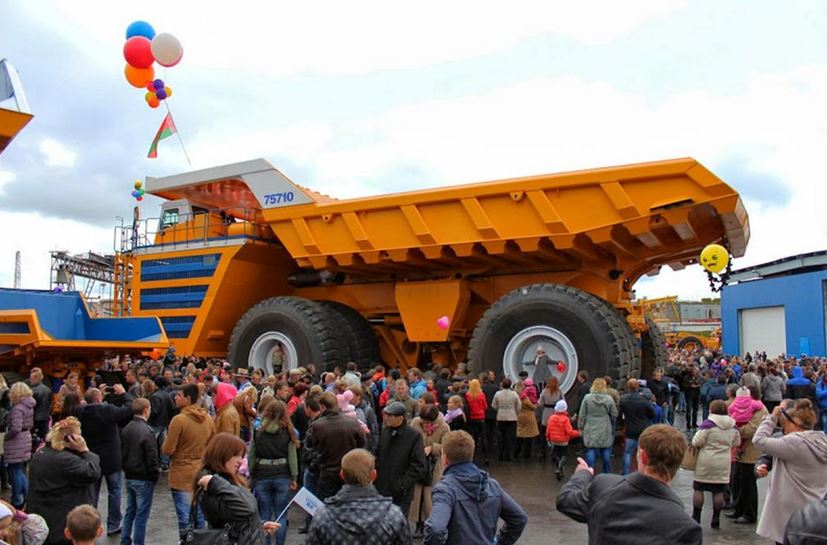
125,63,155,88
147,97,160,108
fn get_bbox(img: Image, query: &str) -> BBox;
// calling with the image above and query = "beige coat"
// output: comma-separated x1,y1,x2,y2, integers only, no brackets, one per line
162,405,216,491
409,414,450,523
753,415,827,543
517,397,539,438
492,389,520,421
215,403,241,437
735,406,769,464
691,413,740,483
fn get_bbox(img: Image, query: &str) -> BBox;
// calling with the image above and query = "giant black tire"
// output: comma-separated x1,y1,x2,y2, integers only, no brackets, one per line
677,335,703,352
585,294,639,380
640,315,668,380
467,284,627,394
227,296,348,375
319,301,380,371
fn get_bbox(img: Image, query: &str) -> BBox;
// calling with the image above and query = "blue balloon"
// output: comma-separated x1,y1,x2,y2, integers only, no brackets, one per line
126,21,155,40
155,89,167,100
153,79,164,90
131,190,139,198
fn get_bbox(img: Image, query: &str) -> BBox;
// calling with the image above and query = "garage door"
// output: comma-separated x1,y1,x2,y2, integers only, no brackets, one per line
740,306,786,357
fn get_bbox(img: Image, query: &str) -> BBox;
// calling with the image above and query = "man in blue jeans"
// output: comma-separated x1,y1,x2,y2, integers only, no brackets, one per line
77,385,133,535
163,384,215,538
618,379,655,475
120,398,159,545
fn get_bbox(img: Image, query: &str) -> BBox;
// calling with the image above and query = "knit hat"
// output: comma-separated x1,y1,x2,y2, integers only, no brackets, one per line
214,382,238,411
554,400,568,413
736,386,750,398
337,390,355,413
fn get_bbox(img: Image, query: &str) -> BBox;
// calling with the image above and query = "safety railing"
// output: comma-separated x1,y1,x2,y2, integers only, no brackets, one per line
114,206,273,254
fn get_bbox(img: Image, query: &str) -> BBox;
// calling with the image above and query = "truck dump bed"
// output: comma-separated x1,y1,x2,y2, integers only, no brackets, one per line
148,157,748,291
0,289,168,366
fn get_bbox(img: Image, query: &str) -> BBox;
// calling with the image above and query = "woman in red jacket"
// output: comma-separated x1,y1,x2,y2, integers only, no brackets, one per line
464,379,488,465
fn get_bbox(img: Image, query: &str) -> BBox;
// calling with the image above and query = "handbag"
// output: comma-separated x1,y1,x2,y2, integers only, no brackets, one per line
680,445,699,471
418,453,435,486
179,489,238,545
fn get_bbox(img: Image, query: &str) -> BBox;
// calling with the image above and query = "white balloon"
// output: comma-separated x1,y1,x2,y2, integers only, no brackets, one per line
151,33,183,67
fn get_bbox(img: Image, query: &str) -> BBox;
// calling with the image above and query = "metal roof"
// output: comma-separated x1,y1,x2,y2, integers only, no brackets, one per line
728,250,827,283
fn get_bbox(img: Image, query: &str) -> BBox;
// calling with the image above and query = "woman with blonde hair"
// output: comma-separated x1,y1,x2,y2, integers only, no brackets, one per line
577,377,617,473
27,417,101,545
464,379,488,464
4,383,35,509
410,404,450,538
233,386,258,442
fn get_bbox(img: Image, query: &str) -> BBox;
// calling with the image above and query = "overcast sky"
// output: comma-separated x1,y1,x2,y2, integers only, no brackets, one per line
1,0,826,300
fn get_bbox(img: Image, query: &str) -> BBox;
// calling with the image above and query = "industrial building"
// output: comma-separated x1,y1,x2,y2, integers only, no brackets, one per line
721,251,827,358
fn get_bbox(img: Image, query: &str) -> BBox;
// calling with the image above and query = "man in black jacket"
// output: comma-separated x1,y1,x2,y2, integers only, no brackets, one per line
27,367,53,447
784,493,827,545
619,379,656,475
557,424,701,545
376,402,427,520
120,398,158,545
304,392,366,501
307,448,411,545
78,386,133,536
149,377,175,472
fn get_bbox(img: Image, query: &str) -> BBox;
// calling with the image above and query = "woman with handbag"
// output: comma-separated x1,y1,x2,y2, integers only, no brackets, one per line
690,399,740,529
193,433,280,545
409,404,449,539
249,400,299,545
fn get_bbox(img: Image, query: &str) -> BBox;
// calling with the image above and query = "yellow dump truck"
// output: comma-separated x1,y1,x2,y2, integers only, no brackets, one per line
113,157,748,392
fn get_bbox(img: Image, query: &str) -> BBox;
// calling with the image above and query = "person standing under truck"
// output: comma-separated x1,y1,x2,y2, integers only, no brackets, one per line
492,379,520,462
27,368,52,450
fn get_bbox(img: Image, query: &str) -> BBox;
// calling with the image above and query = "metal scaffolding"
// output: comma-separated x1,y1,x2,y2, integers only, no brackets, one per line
50,251,115,301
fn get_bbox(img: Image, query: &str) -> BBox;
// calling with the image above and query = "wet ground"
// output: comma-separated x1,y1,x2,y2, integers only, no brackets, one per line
28,414,774,544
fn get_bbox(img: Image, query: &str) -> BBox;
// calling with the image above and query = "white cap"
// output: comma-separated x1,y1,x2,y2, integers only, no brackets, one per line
554,400,568,412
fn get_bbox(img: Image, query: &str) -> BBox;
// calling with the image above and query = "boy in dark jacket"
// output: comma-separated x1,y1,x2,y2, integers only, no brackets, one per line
120,398,158,545
307,449,411,545
424,430,527,545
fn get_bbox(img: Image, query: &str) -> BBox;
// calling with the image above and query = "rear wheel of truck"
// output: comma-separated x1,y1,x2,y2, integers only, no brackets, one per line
228,296,348,376
640,315,667,380
467,284,629,395
319,301,380,372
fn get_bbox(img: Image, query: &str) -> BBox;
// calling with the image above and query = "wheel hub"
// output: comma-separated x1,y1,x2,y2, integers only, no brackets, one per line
248,331,299,375
502,325,579,393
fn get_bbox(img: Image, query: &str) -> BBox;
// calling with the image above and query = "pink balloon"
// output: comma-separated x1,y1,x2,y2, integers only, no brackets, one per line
436,316,450,330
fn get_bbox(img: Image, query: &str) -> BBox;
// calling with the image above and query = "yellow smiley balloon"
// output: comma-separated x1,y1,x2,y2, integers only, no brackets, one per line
700,244,729,274
134,179,143,190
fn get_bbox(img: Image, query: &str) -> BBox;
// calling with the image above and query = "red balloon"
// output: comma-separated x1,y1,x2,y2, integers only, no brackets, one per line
556,362,566,373
124,36,154,69
136,195,144,201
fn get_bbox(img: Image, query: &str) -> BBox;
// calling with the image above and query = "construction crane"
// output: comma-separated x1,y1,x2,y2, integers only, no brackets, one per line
13,251,21,289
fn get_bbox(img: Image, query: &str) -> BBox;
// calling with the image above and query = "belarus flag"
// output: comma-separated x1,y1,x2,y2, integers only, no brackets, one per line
147,113,177,158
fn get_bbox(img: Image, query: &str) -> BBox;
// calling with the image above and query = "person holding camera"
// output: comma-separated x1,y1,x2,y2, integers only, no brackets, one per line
753,399,827,544
27,417,102,545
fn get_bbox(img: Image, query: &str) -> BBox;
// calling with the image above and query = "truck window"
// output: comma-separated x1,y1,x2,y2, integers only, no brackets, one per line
161,208,180,228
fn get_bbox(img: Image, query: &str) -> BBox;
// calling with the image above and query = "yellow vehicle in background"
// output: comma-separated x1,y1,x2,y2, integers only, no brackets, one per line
113,156,749,392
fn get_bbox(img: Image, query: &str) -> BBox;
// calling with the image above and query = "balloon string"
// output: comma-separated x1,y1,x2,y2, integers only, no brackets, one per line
164,100,192,167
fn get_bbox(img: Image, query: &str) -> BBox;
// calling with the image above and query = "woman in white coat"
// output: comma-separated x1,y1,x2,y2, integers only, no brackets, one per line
691,399,740,529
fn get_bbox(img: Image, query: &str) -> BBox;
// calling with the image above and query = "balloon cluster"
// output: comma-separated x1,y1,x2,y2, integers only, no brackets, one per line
122,20,183,109
699,243,732,292
131,180,146,202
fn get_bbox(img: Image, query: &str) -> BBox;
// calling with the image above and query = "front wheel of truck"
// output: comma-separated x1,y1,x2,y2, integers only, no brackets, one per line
228,296,348,376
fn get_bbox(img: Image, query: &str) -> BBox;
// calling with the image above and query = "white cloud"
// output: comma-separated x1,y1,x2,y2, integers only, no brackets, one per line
18,0,688,76
0,211,113,291
39,138,77,167
0,168,15,194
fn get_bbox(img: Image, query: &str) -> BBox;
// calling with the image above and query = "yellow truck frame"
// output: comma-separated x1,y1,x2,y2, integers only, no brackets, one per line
113,157,748,392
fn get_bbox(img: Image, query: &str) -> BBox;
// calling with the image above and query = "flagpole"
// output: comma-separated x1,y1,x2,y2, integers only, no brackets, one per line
163,101,192,167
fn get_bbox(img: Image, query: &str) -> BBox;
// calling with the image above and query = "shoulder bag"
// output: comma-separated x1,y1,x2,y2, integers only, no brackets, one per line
680,445,699,471
179,488,238,545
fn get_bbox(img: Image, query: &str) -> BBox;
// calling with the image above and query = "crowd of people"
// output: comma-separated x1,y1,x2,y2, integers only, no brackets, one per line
0,344,822,544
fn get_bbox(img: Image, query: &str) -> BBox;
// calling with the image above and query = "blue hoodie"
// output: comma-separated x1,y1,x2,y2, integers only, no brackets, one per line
816,378,827,411
424,461,527,545
787,366,816,401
